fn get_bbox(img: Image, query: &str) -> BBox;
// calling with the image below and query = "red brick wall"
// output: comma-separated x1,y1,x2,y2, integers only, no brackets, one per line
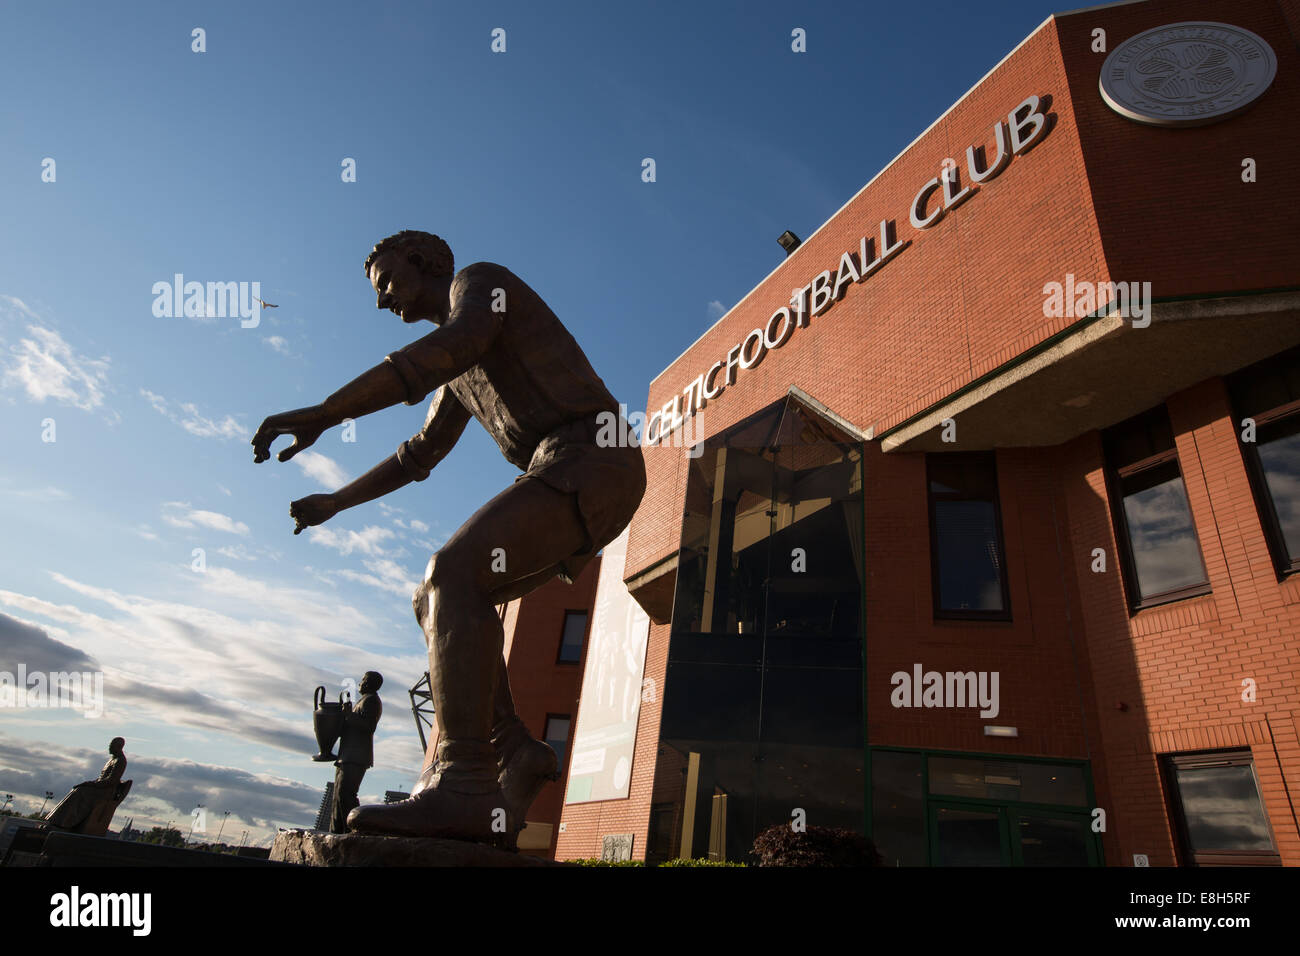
1062,379,1300,866
862,443,1098,761
1057,0,1300,298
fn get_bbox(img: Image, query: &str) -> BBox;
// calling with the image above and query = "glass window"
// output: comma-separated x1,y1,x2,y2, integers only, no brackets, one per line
1228,347,1300,576
1015,815,1092,866
927,756,1088,806
927,452,1010,618
871,751,926,866
1164,751,1280,866
649,396,866,863
933,808,1003,866
544,715,571,769
557,611,587,663
1103,406,1208,609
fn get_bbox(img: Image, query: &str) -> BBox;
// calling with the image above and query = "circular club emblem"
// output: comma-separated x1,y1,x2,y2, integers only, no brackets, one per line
1099,21,1276,127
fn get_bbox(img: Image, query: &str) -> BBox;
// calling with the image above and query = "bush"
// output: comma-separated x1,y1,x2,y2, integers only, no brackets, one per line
565,857,746,867
568,857,646,866
751,824,883,867
657,857,746,867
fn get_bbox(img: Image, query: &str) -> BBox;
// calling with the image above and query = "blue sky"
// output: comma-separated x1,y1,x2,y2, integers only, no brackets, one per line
0,0,1063,845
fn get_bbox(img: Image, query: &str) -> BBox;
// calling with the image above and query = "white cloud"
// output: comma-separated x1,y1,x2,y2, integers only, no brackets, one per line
162,501,250,536
263,335,291,355
307,525,394,556
1,320,111,413
331,557,420,597
294,450,349,489
216,544,257,561
0,294,39,321
707,299,727,320
140,388,247,441
409,519,430,533
0,484,70,501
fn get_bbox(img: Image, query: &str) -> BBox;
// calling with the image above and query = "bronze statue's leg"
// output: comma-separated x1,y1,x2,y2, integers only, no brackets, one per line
423,478,586,751
349,477,587,838
408,562,564,799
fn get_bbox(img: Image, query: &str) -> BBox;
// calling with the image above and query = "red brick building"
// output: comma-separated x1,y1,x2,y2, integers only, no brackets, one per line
496,0,1300,865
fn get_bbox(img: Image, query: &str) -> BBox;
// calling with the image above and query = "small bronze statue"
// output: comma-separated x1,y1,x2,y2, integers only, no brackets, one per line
329,672,383,834
253,231,645,844
46,737,133,837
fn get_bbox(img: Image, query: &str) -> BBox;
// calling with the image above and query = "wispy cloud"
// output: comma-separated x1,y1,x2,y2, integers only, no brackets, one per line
330,557,419,597
0,484,70,502
140,388,248,441
0,298,113,415
307,525,394,557
293,450,349,490
216,544,257,561
162,501,250,536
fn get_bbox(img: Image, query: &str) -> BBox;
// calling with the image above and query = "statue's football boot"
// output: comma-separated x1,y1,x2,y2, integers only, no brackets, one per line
491,716,560,849
347,740,512,846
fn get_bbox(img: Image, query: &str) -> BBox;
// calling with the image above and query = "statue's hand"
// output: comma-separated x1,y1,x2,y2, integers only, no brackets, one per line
251,406,329,463
290,494,338,535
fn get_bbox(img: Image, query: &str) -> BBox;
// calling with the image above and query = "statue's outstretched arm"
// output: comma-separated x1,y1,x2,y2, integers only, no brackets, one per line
288,386,472,534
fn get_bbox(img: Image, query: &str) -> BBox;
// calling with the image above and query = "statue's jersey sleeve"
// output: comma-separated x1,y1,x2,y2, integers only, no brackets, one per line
383,262,506,407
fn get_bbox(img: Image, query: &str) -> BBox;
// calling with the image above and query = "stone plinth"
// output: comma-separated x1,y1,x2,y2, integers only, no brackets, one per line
270,829,563,867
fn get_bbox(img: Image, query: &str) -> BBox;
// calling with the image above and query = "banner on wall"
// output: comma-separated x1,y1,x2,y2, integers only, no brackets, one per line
565,527,651,804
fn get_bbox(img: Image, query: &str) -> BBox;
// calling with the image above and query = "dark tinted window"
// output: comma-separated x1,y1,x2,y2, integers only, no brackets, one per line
1164,751,1280,865
544,715,571,769
558,611,587,663
927,453,1009,618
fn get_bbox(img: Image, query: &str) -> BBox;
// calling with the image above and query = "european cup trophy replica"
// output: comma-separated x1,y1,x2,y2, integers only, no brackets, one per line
45,737,133,837
312,685,349,763
254,231,645,846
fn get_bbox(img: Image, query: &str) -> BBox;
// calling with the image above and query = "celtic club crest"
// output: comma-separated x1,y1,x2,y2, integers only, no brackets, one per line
1099,21,1277,127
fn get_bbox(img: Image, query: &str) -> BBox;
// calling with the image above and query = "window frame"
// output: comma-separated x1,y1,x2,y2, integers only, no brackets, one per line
1161,749,1281,867
543,712,572,771
926,450,1012,622
1235,396,1300,579
556,609,589,665
1102,407,1210,612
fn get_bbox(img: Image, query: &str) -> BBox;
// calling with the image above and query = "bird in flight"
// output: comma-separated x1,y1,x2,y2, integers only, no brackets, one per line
254,297,279,309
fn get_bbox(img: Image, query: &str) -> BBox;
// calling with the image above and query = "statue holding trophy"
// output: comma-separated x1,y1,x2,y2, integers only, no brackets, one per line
310,674,383,833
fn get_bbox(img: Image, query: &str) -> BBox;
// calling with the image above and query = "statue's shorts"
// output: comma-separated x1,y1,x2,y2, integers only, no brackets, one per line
516,415,646,584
